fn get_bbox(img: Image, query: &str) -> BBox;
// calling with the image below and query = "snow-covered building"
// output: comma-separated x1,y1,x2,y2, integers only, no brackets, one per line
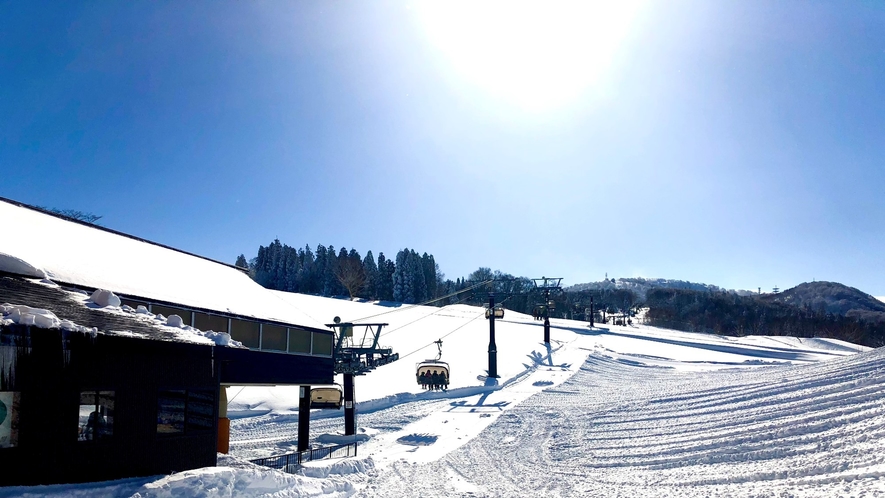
0,197,335,486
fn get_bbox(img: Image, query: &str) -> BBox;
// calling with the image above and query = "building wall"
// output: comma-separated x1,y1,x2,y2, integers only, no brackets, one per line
0,325,219,486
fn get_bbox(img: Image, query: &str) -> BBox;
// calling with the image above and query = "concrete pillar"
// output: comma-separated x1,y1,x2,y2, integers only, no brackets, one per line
217,386,230,454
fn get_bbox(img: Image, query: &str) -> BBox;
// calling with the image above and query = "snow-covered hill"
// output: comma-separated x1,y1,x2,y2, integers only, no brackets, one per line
4,293,883,498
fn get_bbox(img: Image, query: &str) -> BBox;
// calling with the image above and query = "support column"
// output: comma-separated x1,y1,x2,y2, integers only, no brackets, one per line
217,386,230,454
344,374,356,436
297,385,311,452
488,294,498,378
589,297,594,328
543,290,551,343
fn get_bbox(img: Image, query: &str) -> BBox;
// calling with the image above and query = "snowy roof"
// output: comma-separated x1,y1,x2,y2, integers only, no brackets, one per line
0,198,328,331
0,276,230,345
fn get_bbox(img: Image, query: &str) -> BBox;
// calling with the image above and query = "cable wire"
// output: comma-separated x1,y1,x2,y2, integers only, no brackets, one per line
348,279,494,324
396,308,488,362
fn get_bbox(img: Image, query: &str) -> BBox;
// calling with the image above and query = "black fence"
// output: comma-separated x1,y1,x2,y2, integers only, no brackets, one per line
250,442,358,473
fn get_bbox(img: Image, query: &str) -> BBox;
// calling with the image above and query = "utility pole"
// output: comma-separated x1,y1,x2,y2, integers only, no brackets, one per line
532,277,562,344
589,296,594,327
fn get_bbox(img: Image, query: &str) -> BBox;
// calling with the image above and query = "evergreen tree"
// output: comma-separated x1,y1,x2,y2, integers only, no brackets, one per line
384,259,396,300
235,254,249,269
409,250,427,303
301,245,316,294
323,245,338,296
315,244,328,296
393,250,408,302
363,250,378,299
376,252,394,301
421,252,438,300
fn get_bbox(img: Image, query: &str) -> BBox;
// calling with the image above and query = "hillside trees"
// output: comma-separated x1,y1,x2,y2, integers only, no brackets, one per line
246,241,451,303
335,249,366,299
642,288,885,347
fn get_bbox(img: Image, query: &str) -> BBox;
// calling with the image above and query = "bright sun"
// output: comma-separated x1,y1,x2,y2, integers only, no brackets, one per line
416,0,643,112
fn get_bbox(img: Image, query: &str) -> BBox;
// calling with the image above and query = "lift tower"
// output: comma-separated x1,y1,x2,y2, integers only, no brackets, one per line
485,294,505,379
532,277,563,343
296,320,398,452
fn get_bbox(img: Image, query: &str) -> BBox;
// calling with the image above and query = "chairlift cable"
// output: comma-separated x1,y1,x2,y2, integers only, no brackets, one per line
397,309,488,361
378,292,476,339
347,279,494,324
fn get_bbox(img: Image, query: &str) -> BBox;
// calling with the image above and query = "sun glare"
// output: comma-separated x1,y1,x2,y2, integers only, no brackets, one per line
416,0,643,112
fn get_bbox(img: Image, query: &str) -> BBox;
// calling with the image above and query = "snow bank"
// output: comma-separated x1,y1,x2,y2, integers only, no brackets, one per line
132,465,357,497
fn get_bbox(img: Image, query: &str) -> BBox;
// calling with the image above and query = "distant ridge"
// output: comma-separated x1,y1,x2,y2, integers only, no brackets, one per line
761,281,885,324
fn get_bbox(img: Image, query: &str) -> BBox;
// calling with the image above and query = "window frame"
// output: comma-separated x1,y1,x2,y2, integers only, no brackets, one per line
77,389,115,443
156,388,216,437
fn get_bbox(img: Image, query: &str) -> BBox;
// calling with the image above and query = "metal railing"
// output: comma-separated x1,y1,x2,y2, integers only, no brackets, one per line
250,442,358,473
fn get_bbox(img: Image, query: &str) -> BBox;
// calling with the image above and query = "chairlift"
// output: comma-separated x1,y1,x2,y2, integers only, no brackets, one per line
310,384,343,410
415,339,449,390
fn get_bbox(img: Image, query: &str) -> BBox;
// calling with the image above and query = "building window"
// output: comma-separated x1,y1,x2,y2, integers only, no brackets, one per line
157,389,215,435
78,391,114,441
312,332,334,356
261,324,287,351
288,329,311,354
194,313,228,333
186,391,215,432
0,391,20,448
157,390,185,434
230,319,260,348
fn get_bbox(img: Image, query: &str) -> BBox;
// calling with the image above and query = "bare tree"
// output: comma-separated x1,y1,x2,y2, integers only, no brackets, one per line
39,206,102,224
335,257,366,299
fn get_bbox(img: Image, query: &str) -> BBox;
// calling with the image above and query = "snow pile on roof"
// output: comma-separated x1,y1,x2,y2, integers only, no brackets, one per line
0,303,95,333
78,289,240,347
0,252,46,279
0,200,326,330
1,282,242,347
89,289,121,307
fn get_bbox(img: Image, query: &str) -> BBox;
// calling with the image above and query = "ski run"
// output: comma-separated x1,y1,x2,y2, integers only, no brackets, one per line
3,295,883,498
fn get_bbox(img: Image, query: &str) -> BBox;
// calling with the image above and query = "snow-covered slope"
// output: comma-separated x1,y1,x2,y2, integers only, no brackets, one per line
4,293,882,498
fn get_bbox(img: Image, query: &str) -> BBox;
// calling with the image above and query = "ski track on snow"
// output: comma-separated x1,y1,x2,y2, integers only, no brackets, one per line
351,347,885,497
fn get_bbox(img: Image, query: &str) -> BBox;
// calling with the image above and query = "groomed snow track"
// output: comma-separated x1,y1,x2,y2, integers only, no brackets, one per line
357,347,885,497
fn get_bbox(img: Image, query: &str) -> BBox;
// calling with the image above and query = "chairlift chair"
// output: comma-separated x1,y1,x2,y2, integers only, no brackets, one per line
415,339,449,389
416,361,450,386
310,384,343,409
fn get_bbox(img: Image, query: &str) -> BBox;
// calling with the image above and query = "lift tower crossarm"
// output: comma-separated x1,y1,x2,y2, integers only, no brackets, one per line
531,276,563,344
325,321,398,376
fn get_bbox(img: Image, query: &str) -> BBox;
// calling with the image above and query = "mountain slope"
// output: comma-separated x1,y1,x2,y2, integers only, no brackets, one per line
761,281,885,323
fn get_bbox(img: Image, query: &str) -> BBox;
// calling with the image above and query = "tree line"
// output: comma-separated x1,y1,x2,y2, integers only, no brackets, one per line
238,246,885,347
238,240,478,304
642,288,885,348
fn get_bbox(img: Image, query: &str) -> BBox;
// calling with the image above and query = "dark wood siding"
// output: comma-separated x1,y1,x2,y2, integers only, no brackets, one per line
0,325,219,486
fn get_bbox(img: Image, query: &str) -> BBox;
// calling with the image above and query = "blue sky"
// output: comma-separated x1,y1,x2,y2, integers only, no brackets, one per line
2,1,884,295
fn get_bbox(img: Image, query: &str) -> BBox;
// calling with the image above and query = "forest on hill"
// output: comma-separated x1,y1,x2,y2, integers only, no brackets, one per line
239,242,885,348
